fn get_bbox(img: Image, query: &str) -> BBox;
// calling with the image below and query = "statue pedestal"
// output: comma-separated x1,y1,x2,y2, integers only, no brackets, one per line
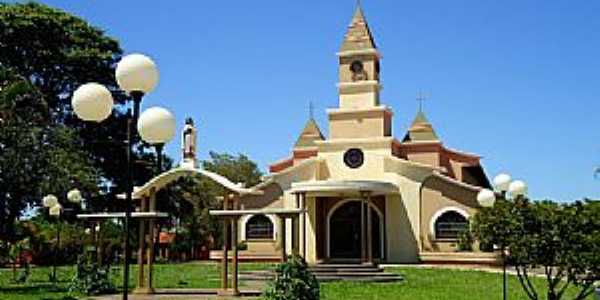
180,159,197,170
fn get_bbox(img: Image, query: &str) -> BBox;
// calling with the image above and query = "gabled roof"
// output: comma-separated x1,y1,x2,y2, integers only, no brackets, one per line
294,118,325,148
402,110,439,142
340,5,377,52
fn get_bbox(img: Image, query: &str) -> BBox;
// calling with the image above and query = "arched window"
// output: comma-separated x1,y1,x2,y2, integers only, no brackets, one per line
434,211,468,240
245,215,274,240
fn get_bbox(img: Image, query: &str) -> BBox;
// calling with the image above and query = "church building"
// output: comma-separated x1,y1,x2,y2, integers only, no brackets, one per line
238,5,491,264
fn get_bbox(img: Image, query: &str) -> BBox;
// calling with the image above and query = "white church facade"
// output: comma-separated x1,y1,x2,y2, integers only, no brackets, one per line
234,5,492,264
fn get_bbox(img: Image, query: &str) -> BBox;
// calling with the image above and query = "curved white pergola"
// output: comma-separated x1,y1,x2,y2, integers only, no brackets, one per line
132,166,263,199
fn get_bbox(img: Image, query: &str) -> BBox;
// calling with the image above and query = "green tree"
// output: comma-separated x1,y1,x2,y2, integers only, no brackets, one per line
0,2,157,208
470,197,518,252
0,3,162,236
471,198,600,300
0,2,122,113
0,69,98,240
203,151,263,188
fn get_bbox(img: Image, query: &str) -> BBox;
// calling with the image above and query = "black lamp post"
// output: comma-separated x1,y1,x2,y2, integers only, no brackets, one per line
72,53,175,300
72,53,158,300
477,174,528,300
43,189,83,284
49,205,61,283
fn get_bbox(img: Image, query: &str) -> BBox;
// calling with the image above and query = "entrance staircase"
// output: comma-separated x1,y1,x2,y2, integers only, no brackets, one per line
240,263,403,283
419,252,501,265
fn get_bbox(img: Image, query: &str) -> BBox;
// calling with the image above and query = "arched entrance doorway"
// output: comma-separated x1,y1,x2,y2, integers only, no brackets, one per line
328,200,383,259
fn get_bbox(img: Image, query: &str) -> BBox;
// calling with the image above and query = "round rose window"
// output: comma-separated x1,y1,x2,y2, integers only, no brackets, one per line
343,148,364,169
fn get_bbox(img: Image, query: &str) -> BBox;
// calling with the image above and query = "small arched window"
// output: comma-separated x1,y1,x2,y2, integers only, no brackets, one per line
246,215,274,240
434,211,468,240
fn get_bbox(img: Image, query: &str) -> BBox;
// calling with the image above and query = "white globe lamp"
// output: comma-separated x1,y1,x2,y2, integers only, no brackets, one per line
67,189,82,204
49,203,62,217
137,107,176,144
43,194,58,208
72,83,114,122
477,189,496,208
508,180,528,197
115,53,159,95
493,173,512,192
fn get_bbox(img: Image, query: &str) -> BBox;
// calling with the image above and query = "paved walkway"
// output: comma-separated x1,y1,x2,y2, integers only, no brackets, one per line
89,289,260,300
91,295,256,300
380,263,546,277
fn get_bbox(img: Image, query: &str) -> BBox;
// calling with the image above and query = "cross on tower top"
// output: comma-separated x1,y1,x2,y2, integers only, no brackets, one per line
416,91,429,112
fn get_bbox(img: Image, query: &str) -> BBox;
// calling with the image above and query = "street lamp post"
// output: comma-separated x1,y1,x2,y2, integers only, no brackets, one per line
72,53,173,300
48,201,62,283
43,189,83,283
95,223,102,265
477,173,528,300
137,106,175,292
43,194,61,283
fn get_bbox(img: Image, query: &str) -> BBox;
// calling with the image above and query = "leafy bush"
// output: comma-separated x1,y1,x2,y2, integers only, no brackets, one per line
8,238,31,283
264,255,320,300
69,254,115,295
457,228,473,251
238,241,248,251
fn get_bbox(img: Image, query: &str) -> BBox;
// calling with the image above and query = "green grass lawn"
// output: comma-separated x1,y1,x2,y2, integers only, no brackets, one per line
322,267,594,300
0,262,594,300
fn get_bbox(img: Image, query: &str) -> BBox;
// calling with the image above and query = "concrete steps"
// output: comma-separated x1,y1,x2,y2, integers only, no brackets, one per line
419,252,501,265
240,263,403,283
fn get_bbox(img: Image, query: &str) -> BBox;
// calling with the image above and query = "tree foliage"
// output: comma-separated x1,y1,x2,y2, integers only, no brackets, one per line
0,68,98,240
471,198,600,300
0,2,122,113
0,2,161,239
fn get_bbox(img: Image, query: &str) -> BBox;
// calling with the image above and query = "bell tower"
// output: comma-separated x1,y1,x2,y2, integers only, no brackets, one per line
337,5,381,109
328,5,392,139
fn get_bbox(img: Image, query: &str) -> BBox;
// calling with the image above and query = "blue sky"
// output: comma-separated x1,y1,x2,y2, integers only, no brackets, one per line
33,0,600,201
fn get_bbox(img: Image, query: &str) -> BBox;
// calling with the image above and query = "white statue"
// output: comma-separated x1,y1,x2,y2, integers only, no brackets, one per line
181,117,197,168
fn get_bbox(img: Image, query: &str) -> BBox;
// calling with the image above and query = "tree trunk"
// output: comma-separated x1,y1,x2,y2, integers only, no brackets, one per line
516,266,538,300
573,284,595,300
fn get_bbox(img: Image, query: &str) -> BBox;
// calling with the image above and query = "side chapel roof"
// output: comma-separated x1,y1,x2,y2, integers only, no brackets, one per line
294,118,325,148
402,110,439,142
